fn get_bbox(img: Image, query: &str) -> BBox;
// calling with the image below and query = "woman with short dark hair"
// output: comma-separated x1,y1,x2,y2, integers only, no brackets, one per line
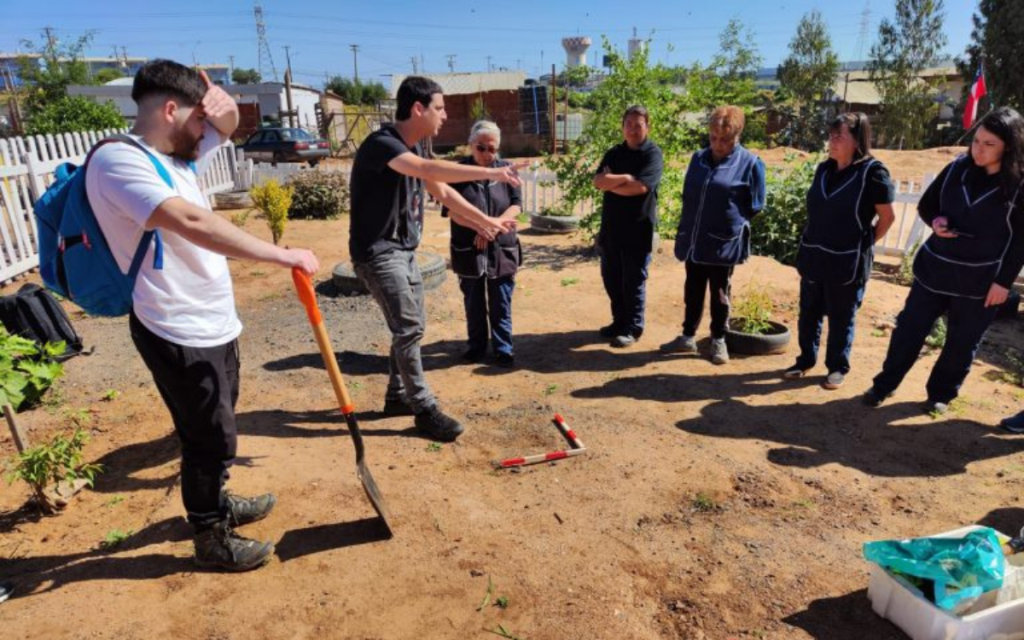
784,112,896,389
865,107,1024,413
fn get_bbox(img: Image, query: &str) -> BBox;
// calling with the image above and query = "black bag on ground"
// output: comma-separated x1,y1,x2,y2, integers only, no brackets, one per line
0,283,84,361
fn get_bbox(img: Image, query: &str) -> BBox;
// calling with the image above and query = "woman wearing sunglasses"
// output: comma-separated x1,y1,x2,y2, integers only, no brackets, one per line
442,120,523,368
865,107,1024,413
784,112,895,389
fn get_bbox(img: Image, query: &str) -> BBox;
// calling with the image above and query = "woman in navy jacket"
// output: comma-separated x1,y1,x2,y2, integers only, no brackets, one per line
785,113,895,389
865,107,1024,413
661,106,766,365
442,121,522,368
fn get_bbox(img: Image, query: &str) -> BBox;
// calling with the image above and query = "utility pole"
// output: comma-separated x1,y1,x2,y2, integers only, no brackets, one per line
228,55,235,79
446,54,456,73
550,63,556,155
284,45,293,78
121,46,129,66
486,55,492,73
410,56,418,74
350,44,360,82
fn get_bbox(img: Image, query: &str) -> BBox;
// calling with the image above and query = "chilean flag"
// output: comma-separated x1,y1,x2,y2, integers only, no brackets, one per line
963,67,987,130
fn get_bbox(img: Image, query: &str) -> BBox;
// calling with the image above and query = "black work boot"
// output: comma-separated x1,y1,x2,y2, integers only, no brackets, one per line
226,492,277,527
383,394,415,416
414,405,465,442
193,521,274,572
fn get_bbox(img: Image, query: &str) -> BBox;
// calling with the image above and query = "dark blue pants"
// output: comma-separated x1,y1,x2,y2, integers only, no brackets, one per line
683,261,734,339
873,281,999,403
459,275,515,356
796,278,866,374
600,244,651,338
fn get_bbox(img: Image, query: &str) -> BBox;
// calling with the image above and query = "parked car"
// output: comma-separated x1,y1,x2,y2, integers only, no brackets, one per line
237,127,331,167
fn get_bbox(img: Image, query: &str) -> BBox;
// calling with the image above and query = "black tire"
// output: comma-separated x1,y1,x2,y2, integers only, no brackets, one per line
724,319,791,355
272,151,285,167
529,213,580,234
213,190,254,210
330,251,447,296
418,251,447,291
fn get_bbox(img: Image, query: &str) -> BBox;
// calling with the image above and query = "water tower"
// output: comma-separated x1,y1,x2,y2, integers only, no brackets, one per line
561,36,591,69
628,28,646,60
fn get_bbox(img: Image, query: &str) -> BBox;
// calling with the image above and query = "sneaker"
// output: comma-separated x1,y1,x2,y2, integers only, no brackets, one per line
462,348,487,364
709,338,729,365
193,521,274,572
611,334,637,348
925,400,949,416
495,352,515,368
226,492,277,527
823,371,845,390
0,581,12,604
783,364,810,379
383,394,415,416
598,324,619,338
660,334,697,354
862,387,889,408
1000,411,1024,434
415,405,465,442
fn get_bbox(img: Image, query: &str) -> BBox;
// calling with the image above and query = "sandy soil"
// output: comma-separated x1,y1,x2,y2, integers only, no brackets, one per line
2,147,1024,640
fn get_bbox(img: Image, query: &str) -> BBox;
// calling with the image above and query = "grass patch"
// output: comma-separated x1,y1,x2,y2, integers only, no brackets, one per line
101,389,120,402
560,277,580,287
100,529,133,549
426,442,443,453
543,384,559,396
691,492,719,513
105,495,126,507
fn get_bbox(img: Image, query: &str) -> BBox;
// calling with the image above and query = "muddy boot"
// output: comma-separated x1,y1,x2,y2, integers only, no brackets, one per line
226,492,277,527
193,521,274,572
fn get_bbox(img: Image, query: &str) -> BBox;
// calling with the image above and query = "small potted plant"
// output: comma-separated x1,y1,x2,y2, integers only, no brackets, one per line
725,285,791,355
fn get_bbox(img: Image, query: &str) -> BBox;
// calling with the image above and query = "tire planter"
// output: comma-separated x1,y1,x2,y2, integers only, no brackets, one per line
724,319,791,355
213,190,254,210
529,213,581,234
331,251,448,296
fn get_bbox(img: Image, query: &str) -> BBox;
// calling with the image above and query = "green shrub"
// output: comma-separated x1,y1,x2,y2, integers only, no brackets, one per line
26,96,126,135
732,285,775,335
250,179,293,245
751,156,819,266
897,238,922,287
287,170,350,220
0,328,65,411
926,316,947,349
5,428,102,513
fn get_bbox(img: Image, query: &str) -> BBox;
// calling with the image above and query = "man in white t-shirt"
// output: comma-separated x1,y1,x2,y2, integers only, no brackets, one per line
86,59,318,572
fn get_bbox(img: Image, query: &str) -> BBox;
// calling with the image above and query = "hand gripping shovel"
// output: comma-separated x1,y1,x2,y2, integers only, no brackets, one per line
292,268,393,537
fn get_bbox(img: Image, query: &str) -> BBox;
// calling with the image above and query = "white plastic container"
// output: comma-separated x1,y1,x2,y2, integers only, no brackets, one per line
867,525,1024,640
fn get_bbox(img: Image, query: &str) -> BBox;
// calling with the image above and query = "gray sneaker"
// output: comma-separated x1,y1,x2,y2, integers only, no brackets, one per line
823,371,845,390
194,521,274,572
226,492,277,527
709,338,729,365
660,334,697,354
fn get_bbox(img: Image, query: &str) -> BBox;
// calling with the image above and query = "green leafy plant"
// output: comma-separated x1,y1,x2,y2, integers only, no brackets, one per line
5,428,103,513
897,238,922,287
560,277,579,287
543,384,559,396
691,492,719,513
100,528,133,549
249,179,293,245
925,315,947,349
0,328,65,411
287,171,350,220
750,157,819,266
101,389,120,402
731,286,776,335
426,442,443,453
105,495,126,507
495,596,510,609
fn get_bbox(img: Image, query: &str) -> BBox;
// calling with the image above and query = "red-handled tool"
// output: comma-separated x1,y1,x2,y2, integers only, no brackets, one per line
497,413,588,469
292,268,392,536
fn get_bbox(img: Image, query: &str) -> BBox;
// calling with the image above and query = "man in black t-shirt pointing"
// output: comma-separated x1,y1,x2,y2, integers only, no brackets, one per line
349,76,521,442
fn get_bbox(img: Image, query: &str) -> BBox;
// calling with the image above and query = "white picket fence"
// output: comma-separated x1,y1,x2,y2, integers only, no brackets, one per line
0,130,240,284
875,175,934,257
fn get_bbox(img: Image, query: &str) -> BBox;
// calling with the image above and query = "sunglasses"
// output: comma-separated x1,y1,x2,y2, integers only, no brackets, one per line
475,144,498,153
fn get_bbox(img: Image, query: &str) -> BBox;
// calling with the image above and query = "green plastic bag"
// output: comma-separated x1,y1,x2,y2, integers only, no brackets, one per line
863,528,1006,612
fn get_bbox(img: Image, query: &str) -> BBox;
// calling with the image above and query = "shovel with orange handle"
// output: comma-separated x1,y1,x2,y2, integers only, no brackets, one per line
291,268,393,537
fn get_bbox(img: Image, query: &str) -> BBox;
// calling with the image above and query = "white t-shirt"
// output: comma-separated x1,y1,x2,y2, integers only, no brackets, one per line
85,123,243,348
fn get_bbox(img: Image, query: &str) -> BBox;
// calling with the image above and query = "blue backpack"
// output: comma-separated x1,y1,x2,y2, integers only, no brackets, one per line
34,135,168,317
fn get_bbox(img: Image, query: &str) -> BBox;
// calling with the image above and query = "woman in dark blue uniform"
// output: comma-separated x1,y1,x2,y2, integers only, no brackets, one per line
442,121,522,368
785,113,895,389
865,107,1024,413
661,106,766,365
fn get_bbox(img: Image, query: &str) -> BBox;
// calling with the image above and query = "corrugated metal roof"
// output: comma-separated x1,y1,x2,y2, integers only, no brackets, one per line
389,71,526,98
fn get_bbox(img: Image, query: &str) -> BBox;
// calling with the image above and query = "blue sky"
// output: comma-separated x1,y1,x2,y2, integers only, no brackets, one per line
1,0,979,86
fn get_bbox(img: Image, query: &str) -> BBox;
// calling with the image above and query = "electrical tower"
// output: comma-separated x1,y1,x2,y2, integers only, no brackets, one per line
254,2,279,82
855,1,871,62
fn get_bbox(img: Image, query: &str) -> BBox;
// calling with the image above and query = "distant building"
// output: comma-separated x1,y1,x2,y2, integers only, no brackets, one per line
0,53,42,89
389,71,527,98
830,64,964,120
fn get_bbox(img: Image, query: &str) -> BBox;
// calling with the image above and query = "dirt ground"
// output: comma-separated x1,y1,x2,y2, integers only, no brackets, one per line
3,148,1024,640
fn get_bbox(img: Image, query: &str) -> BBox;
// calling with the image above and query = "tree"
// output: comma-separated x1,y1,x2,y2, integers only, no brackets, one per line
325,76,388,106
867,0,947,149
92,68,125,85
957,0,1024,112
777,10,840,150
778,11,839,107
232,67,261,85
25,96,126,135
713,18,762,81
17,30,95,114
